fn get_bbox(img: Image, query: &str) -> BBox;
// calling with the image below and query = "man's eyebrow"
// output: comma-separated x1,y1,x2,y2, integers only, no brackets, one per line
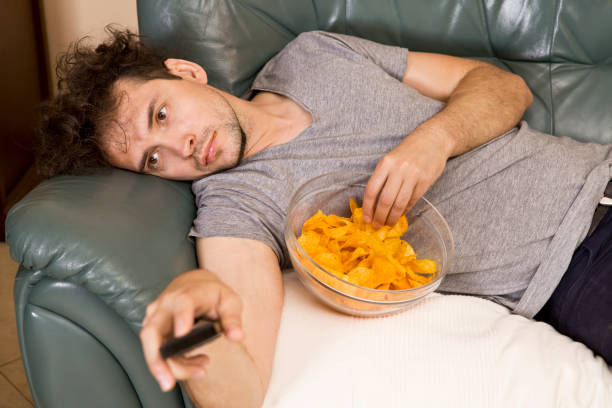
147,96,158,131
139,95,158,173
138,150,148,173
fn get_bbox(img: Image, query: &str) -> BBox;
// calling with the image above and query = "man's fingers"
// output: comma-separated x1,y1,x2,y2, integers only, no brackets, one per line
139,269,248,393
217,289,245,342
386,180,416,226
362,168,388,223
173,279,245,341
372,174,402,228
405,181,429,213
172,297,195,338
166,354,210,381
143,302,158,326
140,321,175,391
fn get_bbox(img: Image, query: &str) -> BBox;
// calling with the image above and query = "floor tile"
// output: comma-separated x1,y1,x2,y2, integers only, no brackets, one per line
0,371,32,408
0,245,32,404
0,243,20,365
0,323,20,366
0,242,18,278
0,359,33,405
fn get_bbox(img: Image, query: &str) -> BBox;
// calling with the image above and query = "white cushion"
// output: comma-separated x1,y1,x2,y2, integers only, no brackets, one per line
263,272,612,407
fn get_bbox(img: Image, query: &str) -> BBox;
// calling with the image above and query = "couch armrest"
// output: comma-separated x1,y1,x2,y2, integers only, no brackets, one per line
14,270,191,407
6,169,198,330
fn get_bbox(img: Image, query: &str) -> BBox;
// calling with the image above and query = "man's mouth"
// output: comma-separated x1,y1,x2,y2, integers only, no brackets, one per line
203,131,217,166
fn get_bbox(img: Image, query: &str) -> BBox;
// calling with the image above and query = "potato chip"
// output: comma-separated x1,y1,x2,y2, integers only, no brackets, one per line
346,266,373,286
297,198,437,290
410,259,437,276
298,230,321,254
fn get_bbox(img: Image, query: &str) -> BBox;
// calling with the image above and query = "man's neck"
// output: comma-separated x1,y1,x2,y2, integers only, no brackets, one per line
223,90,312,158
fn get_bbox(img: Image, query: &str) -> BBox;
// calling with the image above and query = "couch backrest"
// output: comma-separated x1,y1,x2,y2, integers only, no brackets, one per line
137,0,612,144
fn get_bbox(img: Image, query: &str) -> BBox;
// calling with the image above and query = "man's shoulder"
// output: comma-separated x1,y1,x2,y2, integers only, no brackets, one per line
249,31,351,102
254,30,368,84
287,30,338,46
283,30,355,54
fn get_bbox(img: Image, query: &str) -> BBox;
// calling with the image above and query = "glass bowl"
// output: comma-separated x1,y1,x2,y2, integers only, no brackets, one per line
284,171,454,317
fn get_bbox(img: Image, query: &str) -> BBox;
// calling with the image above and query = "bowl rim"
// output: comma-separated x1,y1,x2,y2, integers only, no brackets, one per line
284,170,454,297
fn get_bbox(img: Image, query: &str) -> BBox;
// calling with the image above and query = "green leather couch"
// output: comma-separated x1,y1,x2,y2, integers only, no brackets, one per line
6,0,612,406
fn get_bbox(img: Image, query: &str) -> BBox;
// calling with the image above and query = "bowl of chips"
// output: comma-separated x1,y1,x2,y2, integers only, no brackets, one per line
285,171,454,316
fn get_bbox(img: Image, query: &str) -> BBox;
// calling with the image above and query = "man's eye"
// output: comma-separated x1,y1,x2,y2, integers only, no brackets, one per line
157,105,167,122
148,152,160,168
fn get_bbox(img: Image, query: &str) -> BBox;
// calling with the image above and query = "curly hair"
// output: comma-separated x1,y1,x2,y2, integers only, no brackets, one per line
36,26,179,178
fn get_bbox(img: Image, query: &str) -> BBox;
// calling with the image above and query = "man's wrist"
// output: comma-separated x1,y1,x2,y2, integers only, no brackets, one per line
413,119,459,159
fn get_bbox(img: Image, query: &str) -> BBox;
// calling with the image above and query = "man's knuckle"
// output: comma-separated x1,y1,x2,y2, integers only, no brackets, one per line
145,303,156,315
158,292,174,307
379,197,394,207
397,192,410,204
412,166,424,177
381,156,395,167
140,325,154,340
364,189,377,200
398,161,411,171
174,292,192,306
162,289,190,309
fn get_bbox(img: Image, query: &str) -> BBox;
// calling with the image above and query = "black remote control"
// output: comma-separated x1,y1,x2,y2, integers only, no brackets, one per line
160,320,221,359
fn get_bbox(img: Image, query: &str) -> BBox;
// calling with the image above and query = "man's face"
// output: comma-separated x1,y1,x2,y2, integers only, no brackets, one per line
104,75,246,180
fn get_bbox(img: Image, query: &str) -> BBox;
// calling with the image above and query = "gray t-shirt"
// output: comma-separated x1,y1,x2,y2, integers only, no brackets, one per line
191,31,612,318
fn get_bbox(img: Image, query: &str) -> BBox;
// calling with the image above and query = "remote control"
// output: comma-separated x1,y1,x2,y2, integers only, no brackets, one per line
160,319,221,359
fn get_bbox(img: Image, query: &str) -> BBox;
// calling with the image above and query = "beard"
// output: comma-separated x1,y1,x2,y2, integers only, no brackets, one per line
228,108,247,168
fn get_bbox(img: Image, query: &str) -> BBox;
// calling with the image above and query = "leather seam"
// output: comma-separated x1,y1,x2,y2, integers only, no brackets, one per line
548,0,563,135
312,0,320,29
344,0,348,34
480,0,496,58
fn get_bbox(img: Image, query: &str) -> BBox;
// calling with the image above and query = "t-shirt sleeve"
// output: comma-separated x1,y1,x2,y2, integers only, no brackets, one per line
189,179,287,265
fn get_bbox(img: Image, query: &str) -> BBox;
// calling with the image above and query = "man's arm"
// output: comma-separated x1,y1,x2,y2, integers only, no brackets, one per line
140,237,284,408
362,51,533,227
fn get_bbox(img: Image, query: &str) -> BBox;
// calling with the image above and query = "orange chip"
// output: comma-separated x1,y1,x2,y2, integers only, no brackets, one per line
297,230,321,254
302,210,326,231
410,259,437,276
313,252,344,278
370,257,396,288
346,266,373,286
298,198,437,290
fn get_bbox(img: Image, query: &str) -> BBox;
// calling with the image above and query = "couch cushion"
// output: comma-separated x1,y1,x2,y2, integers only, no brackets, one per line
137,0,612,144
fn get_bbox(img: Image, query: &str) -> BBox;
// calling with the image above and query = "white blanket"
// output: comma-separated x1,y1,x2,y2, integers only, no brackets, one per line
263,272,612,407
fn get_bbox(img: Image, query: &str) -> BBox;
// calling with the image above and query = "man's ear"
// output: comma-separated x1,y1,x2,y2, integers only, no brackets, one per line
164,58,208,84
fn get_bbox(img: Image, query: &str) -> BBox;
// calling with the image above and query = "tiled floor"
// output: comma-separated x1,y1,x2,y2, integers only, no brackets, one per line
0,242,33,407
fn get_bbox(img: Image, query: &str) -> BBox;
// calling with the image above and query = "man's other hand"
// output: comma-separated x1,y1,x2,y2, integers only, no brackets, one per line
363,51,532,228
362,127,449,228
140,268,244,392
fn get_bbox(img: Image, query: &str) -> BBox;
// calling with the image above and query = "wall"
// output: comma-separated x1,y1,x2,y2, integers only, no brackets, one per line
40,0,139,94
0,0,48,240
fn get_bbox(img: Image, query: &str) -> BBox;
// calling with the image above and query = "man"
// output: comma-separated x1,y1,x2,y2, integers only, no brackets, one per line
37,27,611,407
